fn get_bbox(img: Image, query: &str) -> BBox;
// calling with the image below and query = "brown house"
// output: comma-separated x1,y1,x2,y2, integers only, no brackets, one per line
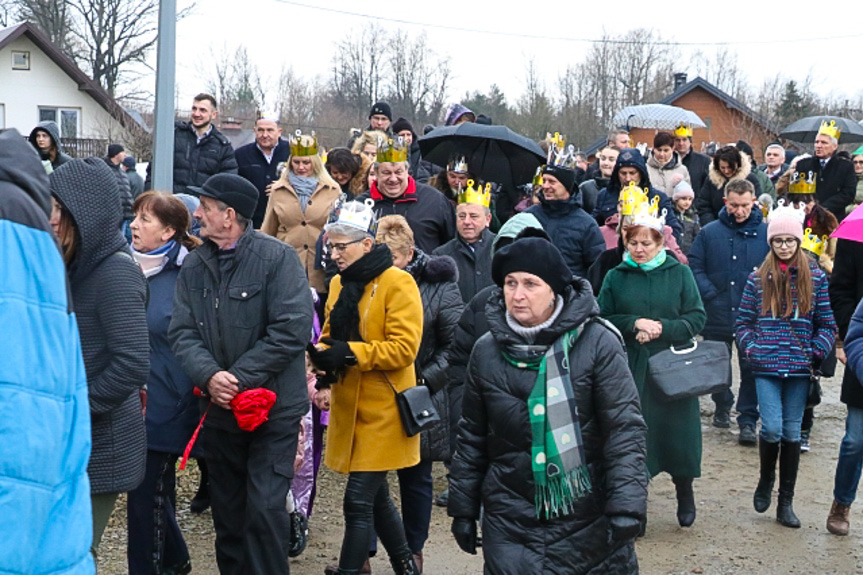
587,75,779,163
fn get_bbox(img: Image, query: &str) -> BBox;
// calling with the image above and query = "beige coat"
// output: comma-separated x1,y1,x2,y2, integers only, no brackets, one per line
322,267,423,473
646,150,691,195
261,178,340,292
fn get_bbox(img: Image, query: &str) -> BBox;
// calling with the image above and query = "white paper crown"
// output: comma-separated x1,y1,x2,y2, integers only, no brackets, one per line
327,196,377,235
630,195,667,233
769,198,806,224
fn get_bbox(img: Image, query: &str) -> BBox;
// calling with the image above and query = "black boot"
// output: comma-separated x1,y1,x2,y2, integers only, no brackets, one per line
754,438,779,513
673,476,696,527
390,555,420,575
776,440,801,528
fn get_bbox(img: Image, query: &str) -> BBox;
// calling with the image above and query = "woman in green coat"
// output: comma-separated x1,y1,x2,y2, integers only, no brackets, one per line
598,219,706,529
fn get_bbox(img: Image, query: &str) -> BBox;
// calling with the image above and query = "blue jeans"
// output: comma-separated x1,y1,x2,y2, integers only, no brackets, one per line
834,405,863,506
710,339,759,427
755,375,809,443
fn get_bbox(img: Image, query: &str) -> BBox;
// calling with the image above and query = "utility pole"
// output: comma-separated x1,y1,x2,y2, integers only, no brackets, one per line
151,0,176,191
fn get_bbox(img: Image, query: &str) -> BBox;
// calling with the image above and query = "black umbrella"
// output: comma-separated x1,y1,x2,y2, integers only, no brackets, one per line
418,123,545,189
779,115,863,144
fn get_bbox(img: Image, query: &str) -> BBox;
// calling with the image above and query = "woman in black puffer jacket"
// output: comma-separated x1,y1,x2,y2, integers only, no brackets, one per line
375,215,463,572
448,237,647,575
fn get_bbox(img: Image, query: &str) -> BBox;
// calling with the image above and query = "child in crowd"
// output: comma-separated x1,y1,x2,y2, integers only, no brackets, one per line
673,180,700,255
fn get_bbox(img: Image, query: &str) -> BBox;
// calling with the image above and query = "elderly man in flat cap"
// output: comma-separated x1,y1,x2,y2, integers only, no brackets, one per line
169,173,314,575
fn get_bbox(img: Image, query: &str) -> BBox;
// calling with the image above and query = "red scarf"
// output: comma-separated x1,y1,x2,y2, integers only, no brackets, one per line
370,177,418,203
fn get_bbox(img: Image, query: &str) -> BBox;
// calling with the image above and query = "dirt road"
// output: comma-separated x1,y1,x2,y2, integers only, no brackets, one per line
99,366,863,574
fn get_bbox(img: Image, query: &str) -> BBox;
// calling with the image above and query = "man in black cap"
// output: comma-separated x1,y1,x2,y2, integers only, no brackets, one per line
169,173,314,575
105,143,134,239
122,155,145,199
347,101,393,147
392,116,438,183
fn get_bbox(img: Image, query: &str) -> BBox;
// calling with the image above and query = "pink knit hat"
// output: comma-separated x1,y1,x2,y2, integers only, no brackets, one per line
767,215,804,244
672,180,694,201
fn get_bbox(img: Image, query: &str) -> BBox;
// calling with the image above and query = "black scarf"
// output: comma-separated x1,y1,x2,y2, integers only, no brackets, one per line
330,243,393,341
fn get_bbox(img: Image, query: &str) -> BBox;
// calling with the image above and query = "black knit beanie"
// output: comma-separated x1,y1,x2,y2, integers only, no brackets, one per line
391,117,414,135
369,101,392,121
107,143,124,159
542,164,576,192
492,237,573,296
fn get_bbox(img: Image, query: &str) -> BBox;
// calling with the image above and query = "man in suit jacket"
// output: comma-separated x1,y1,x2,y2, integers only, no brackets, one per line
795,130,856,221
759,143,790,185
235,117,291,228
674,125,711,196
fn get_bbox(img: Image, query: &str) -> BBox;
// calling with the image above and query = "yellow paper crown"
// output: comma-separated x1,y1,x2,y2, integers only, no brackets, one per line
289,130,319,157
533,165,544,187
376,136,408,163
457,179,491,208
788,171,816,195
447,155,469,173
673,123,693,138
818,120,841,141
631,195,666,232
619,182,650,216
801,227,827,256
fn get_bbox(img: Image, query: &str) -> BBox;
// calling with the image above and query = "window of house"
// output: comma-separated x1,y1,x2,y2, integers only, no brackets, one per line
38,107,80,138
12,51,30,70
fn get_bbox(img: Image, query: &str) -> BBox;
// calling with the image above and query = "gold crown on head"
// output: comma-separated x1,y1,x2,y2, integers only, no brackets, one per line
801,227,827,256
788,171,816,195
631,195,667,232
673,123,693,138
546,132,578,170
289,130,319,157
376,136,408,163
447,155,469,174
458,179,491,208
818,120,841,141
533,165,544,187
619,182,650,216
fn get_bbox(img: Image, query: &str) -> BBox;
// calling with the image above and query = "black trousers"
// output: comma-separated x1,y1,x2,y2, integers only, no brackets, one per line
340,471,411,570
203,414,301,575
127,450,189,574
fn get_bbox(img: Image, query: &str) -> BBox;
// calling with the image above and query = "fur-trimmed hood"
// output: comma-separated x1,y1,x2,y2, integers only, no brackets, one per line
708,151,752,188
406,249,459,284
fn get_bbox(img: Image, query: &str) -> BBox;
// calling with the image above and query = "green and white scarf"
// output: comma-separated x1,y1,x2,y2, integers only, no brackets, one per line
510,326,593,519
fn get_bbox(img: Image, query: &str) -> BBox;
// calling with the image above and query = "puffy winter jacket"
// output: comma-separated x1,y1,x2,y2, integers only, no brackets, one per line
148,121,238,194
105,157,134,221
688,207,768,340
735,260,836,377
449,278,647,575
526,193,606,279
593,148,683,240
696,153,762,225
646,150,691,195
406,252,464,461
0,130,94,574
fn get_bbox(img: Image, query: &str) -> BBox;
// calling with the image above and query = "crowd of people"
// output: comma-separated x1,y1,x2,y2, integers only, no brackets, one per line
4,94,863,575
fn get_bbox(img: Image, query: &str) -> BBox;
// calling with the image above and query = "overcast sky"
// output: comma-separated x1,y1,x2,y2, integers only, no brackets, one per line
171,0,863,116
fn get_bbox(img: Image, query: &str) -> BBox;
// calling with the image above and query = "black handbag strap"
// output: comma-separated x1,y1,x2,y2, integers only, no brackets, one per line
380,371,398,396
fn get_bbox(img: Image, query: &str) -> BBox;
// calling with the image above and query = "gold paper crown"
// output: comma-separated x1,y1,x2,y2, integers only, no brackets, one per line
376,136,408,163
289,130,319,157
533,165,544,187
630,195,667,232
457,179,491,208
673,123,693,138
788,171,816,195
801,227,827,256
619,182,650,216
447,155,469,173
818,120,841,141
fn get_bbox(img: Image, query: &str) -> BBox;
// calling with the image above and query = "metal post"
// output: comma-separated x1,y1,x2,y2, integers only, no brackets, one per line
151,0,176,191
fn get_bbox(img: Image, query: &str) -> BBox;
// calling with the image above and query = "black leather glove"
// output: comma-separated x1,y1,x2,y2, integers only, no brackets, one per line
314,372,338,390
309,338,357,373
608,515,642,543
451,518,477,554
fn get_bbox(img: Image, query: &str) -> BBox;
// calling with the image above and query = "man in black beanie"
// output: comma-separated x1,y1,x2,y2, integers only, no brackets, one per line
347,101,394,148
105,143,133,239
524,163,605,280
392,116,438,183
169,172,314,575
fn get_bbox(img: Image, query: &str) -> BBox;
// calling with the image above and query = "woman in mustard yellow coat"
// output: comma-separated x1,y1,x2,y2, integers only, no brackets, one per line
309,199,423,575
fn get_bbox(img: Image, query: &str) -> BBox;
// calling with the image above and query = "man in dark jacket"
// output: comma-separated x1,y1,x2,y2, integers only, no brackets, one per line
147,93,238,194
168,174,313,575
527,162,605,279
359,140,455,253
105,143,134,239
392,117,439,184
433,190,495,303
688,179,768,443
28,120,72,170
795,126,857,221
673,125,711,196
760,143,790,185
593,148,683,239
235,117,291,229
347,101,393,148
122,155,145,199
826,239,863,535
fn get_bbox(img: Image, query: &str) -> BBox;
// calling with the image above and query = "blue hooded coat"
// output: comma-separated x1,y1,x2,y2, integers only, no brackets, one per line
0,129,94,573
592,148,682,240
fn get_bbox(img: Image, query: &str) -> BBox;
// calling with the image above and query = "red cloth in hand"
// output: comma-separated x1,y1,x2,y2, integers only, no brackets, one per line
230,388,277,432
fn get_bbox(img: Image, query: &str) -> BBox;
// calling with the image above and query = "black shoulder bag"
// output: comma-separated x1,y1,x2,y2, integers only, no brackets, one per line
383,372,440,437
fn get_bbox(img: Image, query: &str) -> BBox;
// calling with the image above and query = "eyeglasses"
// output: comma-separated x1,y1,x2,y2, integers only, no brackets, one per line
326,238,364,254
854,160,863,165
771,238,799,247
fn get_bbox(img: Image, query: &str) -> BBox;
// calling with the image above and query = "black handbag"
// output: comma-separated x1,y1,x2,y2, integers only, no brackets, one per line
785,321,823,408
383,373,440,437
647,320,731,403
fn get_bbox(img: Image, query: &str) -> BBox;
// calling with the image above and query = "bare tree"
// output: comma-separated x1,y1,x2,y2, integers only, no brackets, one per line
385,31,450,125
329,24,386,123
511,60,555,141
204,45,265,126
11,0,73,52
0,0,12,26
67,0,159,96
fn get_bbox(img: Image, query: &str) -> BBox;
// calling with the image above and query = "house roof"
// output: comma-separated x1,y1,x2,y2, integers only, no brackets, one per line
0,22,147,133
585,76,778,156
